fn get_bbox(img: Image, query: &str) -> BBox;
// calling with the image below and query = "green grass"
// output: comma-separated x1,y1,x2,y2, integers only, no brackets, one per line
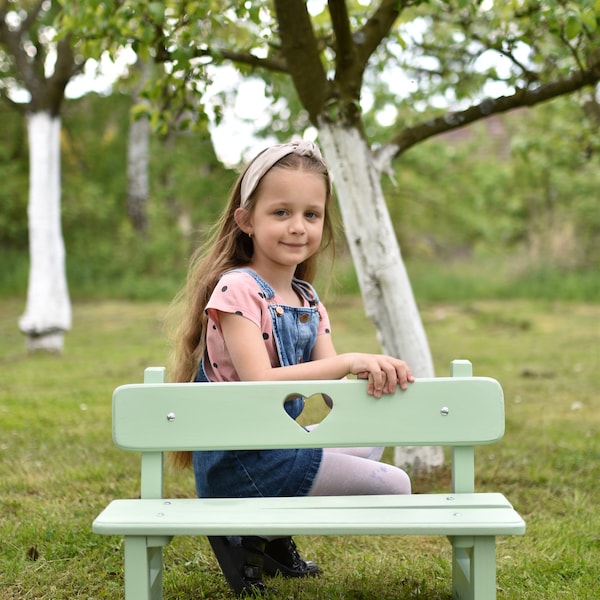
4,252,600,303
1,297,599,599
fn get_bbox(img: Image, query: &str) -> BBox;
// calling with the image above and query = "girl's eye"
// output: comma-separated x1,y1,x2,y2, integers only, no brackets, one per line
306,211,320,219
274,209,288,217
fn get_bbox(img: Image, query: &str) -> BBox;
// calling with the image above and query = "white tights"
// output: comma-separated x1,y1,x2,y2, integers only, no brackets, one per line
308,445,411,496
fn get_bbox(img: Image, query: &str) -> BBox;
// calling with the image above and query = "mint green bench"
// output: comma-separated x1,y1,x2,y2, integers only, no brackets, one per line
93,359,525,600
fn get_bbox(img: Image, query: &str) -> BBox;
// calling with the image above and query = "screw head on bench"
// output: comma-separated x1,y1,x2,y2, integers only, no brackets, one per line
440,406,449,416
166,412,176,422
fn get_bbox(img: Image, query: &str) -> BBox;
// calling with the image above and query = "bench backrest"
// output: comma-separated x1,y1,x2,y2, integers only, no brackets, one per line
112,360,504,498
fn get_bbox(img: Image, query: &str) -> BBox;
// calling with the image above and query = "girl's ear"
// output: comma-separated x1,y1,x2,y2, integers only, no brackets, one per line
234,207,253,235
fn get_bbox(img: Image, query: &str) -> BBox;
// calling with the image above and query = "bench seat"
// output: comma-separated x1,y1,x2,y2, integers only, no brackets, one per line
94,492,525,537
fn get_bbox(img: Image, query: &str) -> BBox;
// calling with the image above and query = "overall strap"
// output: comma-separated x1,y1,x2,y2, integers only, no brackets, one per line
292,278,320,306
224,268,276,300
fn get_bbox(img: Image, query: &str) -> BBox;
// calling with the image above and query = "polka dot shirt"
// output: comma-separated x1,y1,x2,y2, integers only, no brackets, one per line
204,270,331,382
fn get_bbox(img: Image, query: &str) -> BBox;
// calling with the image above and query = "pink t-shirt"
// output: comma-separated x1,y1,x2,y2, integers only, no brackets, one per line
203,270,331,382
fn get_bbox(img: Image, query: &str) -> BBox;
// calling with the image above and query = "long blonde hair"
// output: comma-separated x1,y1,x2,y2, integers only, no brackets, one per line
168,150,335,469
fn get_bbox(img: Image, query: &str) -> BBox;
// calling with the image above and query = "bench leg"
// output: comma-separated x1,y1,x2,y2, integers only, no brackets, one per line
451,536,496,600
124,536,167,600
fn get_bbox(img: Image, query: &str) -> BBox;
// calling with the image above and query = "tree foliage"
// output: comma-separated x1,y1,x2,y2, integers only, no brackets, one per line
59,1,600,143
0,0,82,114
387,97,600,267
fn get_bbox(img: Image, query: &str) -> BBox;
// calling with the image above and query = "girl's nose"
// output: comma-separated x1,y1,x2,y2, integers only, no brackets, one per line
289,216,306,234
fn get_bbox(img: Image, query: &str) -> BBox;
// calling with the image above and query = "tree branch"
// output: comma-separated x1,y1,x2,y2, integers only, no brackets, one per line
559,31,586,72
353,0,406,70
494,46,540,83
0,2,6,23
327,0,363,108
21,0,45,33
0,19,38,98
273,0,329,122
388,60,600,157
192,46,289,74
466,31,540,83
45,35,80,114
328,0,355,74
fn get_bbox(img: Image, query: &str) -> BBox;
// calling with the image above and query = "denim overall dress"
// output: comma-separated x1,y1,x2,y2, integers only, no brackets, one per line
192,268,324,498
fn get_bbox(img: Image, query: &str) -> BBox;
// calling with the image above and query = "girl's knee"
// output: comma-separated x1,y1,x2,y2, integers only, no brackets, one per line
397,470,412,494
382,465,411,494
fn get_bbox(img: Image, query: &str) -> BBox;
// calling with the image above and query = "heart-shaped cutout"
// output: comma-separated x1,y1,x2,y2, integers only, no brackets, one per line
283,393,334,430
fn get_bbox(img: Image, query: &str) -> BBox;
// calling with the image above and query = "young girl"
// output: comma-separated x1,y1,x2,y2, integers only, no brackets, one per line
170,140,414,596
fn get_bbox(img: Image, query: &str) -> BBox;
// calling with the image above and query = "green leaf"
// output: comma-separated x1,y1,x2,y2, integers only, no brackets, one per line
581,9,598,32
147,2,165,23
565,12,582,39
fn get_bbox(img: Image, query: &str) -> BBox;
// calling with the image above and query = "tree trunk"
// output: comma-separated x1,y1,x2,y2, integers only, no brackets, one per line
317,121,443,472
127,112,150,234
126,58,152,235
18,112,71,353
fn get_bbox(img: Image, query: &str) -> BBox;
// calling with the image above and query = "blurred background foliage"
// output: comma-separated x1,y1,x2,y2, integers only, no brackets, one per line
1,89,598,302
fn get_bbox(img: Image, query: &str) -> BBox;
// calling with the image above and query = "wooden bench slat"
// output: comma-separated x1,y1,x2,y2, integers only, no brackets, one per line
93,493,525,537
113,377,505,451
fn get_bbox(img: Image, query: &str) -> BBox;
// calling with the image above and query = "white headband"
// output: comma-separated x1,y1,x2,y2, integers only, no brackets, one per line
240,140,327,208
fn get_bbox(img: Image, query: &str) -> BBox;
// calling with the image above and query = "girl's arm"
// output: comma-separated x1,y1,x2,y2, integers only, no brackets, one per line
310,331,338,361
220,312,413,397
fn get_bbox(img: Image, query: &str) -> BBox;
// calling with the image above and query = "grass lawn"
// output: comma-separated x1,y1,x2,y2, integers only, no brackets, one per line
0,296,598,599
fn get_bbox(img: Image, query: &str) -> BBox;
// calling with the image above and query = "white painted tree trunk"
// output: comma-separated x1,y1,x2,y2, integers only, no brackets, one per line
127,112,150,233
127,58,152,234
317,122,443,472
19,112,71,353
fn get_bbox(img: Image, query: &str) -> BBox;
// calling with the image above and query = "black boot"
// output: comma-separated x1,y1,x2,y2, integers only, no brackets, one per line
208,536,269,597
263,537,320,578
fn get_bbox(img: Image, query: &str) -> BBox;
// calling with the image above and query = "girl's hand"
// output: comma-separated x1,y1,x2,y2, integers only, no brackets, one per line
348,354,414,398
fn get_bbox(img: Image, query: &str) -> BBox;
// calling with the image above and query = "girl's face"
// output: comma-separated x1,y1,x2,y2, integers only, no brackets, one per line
241,167,327,275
